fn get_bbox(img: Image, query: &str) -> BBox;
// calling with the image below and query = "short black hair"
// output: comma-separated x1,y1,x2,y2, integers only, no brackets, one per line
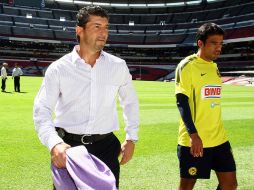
76,5,109,43
196,23,224,46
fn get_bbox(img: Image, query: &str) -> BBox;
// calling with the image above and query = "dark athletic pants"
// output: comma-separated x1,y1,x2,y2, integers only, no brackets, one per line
14,76,20,92
1,78,6,91
53,133,121,189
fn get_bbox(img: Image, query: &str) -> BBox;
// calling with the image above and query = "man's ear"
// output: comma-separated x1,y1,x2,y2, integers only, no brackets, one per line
76,26,83,36
197,40,204,49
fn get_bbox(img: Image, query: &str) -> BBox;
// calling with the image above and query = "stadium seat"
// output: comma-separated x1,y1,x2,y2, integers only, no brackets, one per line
0,25,12,36
0,14,13,26
37,10,54,19
3,5,19,15
53,9,72,20
12,26,54,39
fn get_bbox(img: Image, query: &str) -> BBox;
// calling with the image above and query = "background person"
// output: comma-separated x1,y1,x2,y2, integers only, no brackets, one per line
175,23,237,190
1,62,8,92
33,5,139,189
12,63,23,92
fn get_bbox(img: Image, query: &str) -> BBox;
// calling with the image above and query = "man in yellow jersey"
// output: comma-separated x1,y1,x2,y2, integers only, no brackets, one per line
175,23,237,190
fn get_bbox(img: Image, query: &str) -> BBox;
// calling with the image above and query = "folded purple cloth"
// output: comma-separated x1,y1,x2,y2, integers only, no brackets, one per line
51,146,117,190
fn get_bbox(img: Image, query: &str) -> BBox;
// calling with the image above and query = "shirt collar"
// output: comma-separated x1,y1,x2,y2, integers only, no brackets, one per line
71,45,105,66
71,45,82,65
194,53,214,64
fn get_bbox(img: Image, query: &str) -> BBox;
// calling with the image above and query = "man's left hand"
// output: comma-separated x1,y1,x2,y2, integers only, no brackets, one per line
119,140,135,165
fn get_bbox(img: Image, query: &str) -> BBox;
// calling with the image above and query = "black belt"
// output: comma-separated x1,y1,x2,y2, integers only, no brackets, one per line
56,127,113,145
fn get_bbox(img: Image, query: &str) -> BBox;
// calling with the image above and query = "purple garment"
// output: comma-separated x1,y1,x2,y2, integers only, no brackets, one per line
51,146,117,190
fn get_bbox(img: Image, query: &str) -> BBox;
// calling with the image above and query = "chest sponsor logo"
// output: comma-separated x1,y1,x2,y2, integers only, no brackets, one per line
201,85,222,99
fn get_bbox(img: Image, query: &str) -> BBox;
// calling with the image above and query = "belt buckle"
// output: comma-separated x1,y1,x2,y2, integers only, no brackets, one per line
81,134,92,145
57,128,65,138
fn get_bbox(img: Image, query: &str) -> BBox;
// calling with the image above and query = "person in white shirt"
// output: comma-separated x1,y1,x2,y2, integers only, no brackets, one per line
33,5,139,189
1,62,8,92
12,63,23,92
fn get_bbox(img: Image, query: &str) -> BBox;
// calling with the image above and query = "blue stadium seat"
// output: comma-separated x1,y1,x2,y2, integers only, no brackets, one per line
14,16,47,25
182,33,196,44
19,8,37,17
37,10,54,19
108,34,144,44
0,14,13,26
53,9,72,20
140,15,156,24
48,19,75,27
3,5,19,15
145,33,186,44
0,25,12,36
12,26,54,39
239,2,254,15
109,14,124,24
172,13,191,23
54,30,76,41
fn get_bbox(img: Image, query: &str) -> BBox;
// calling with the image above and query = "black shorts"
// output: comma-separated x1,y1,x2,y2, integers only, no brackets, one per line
177,141,236,179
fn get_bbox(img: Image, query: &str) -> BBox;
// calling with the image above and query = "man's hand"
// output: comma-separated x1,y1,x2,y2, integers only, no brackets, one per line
190,133,203,157
119,140,135,165
51,142,71,168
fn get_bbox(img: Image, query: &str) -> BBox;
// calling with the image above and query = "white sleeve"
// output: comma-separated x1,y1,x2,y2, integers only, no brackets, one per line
33,66,63,151
19,68,23,75
118,63,140,141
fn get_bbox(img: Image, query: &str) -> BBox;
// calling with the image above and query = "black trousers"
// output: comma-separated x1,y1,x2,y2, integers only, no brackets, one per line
1,78,6,91
14,76,20,92
55,133,121,189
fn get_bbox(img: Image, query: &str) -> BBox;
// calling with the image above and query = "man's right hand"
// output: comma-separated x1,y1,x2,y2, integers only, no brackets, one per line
190,133,203,157
51,142,71,168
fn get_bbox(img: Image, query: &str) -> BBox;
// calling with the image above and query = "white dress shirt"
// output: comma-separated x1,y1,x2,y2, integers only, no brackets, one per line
33,45,139,150
12,67,23,77
1,67,7,79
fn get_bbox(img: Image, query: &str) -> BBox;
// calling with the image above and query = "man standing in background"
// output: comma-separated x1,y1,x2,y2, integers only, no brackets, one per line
12,63,23,92
1,62,8,92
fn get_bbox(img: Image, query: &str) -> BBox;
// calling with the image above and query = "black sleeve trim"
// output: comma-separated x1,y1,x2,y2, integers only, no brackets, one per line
176,93,197,135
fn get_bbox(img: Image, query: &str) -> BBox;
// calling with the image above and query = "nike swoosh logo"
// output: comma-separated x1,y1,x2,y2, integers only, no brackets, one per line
201,73,206,76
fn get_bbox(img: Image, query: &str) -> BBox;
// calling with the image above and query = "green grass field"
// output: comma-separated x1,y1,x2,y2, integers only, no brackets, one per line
0,76,254,190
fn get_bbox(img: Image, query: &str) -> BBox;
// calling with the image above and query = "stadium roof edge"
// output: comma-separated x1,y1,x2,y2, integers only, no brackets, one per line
50,0,213,8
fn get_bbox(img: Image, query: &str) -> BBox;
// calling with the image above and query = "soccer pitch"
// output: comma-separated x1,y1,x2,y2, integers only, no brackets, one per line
0,76,254,190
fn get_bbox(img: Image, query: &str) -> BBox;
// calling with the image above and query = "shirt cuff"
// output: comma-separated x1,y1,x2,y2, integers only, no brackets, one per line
125,128,138,142
47,134,64,151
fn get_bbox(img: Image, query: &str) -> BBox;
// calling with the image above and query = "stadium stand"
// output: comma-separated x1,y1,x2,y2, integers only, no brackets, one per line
0,0,253,81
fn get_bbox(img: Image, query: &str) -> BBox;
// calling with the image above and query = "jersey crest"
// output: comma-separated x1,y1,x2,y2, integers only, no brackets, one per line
201,85,222,99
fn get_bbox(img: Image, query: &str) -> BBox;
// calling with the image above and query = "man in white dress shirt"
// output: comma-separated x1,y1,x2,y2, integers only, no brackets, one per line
12,63,23,92
33,5,139,189
1,62,8,92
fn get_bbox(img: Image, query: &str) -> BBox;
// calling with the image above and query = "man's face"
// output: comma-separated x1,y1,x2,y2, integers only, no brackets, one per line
199,35,223,61
78,15,109,52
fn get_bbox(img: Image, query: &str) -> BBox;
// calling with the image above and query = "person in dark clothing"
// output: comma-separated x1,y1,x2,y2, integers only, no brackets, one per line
12,63,23,92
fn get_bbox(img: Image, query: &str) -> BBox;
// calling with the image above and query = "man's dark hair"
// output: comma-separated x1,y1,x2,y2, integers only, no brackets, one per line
196,23,224,46
76,5,109,43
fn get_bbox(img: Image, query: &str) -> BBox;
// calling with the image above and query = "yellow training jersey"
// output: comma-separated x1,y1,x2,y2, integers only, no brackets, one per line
175,54,227,148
